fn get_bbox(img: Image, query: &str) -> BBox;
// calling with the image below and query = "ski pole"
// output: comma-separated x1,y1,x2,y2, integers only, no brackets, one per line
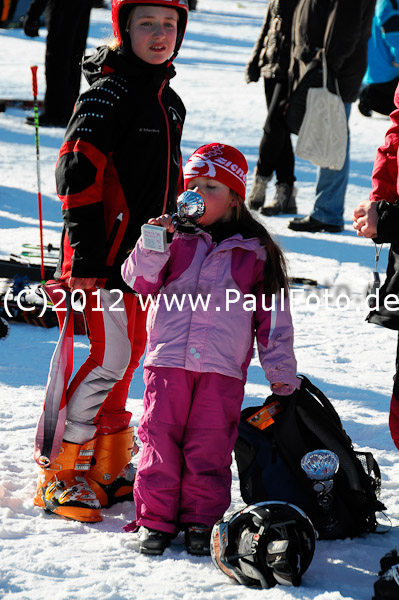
30,65,45,282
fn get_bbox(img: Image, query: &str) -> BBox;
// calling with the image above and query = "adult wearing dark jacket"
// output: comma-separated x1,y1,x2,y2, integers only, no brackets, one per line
246,0,299,216
32,0,188,524
288,0,376,233
23,0,93,127
353,82,399,451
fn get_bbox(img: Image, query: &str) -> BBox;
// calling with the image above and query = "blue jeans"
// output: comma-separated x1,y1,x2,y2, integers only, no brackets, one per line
311,102,351,227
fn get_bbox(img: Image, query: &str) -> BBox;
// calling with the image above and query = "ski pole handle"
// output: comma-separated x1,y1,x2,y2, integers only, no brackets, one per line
31,65,38,99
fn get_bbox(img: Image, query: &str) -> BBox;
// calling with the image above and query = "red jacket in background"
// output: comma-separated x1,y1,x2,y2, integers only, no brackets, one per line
368,82,399,330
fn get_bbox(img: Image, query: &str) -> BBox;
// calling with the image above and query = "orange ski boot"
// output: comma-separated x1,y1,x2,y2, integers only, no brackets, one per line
87,426,139,508
34,439,102,522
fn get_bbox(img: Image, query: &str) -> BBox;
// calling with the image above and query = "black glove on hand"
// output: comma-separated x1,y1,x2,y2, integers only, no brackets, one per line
23,13,40,37
245,59,261,84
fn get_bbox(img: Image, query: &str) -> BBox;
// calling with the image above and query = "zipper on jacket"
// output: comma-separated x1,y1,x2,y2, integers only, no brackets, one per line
158,79,171,215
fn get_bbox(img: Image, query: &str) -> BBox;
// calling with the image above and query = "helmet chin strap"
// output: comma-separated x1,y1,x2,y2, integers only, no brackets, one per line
266,539,301,587
235,557,271,590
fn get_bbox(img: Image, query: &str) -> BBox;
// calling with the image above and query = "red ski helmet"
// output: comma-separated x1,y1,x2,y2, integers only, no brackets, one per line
111,0,189,57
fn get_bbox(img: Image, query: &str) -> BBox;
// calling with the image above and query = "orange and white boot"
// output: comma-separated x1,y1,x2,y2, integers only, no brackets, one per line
86,426,139,508
34,439,102,522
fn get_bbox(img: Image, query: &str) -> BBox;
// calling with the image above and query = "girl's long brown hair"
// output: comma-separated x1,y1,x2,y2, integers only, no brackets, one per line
234,200,288,297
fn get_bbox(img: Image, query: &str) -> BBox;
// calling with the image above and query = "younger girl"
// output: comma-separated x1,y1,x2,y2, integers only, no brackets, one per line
122,143,300,555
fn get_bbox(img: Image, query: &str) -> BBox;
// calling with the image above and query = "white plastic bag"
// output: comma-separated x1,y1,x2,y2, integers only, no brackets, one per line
295,51,347,171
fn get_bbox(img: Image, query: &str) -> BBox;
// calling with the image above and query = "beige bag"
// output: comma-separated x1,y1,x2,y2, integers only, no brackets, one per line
295,51,347,171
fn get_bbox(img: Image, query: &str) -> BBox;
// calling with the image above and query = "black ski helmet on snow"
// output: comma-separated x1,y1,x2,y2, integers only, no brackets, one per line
111,0,189,58
210,501,316,589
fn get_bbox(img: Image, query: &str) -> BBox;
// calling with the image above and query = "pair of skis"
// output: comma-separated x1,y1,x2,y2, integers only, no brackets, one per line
18,243,59,261
3,67,48,280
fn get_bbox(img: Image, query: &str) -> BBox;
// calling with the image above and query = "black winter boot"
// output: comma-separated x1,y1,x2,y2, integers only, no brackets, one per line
358,100,372,117
185,523,212,556
247,169,271,210
138,526,172,555
261,183,297,216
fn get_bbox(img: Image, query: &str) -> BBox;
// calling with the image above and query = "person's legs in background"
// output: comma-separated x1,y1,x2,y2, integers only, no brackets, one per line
288,103,351,233
33,0,92,126
66,0,92,120
248,79,297,214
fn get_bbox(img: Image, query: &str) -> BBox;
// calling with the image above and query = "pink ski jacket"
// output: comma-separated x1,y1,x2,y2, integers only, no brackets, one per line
122,229,299,391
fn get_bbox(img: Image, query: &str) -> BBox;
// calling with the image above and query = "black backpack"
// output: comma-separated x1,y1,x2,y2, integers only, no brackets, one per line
234,375,386,539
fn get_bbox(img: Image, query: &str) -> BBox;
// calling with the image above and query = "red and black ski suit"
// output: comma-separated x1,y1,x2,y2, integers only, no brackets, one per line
368,83,399,450
53,45,185,443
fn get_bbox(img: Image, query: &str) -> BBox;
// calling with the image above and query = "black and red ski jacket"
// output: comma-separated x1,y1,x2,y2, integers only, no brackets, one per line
54,45,185,293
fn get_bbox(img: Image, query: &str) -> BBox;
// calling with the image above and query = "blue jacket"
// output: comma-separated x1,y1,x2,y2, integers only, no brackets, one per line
363,0,399,84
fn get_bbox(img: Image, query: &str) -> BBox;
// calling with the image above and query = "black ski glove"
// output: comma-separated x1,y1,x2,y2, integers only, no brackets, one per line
245,59,261,84
23,13,40,37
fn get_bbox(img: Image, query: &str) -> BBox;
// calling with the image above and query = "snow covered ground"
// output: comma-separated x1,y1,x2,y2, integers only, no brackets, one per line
1,1,399,599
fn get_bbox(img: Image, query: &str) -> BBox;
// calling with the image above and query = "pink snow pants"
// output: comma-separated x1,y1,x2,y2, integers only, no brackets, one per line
134,366,245,534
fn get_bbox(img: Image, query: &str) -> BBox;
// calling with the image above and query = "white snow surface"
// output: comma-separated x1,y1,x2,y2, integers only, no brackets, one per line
1,2,399,599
